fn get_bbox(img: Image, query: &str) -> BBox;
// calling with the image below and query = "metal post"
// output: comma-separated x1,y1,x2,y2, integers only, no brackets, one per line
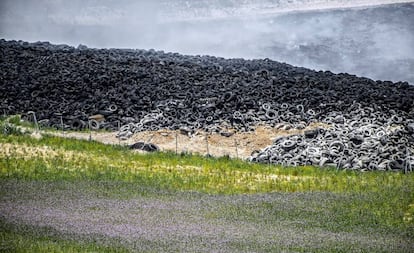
60,115,64,136
117,121,121,145
337,148,346,170
88,120,92,141
146,134,154,144
28,111,39,132
205,132,209,156
405,147,410,174
234,139,239,159
175,131,178,155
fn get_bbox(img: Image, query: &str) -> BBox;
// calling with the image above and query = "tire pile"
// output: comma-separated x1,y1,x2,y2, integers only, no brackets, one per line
1,39,413,171
251,110,414,172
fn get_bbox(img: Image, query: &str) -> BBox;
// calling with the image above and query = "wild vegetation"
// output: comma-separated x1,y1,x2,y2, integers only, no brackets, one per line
0,116,413,252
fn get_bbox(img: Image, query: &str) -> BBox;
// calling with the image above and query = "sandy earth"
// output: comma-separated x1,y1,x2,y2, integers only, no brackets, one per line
45,123,325,159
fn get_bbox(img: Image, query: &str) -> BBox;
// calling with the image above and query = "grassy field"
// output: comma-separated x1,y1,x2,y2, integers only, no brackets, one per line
0,116,413,252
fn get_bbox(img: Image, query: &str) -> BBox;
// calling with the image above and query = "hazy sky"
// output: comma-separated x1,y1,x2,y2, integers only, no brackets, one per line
1,0,413,83
1,0,412,47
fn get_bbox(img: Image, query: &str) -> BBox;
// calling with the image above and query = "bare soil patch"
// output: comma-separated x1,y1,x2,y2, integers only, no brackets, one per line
49,123,325,159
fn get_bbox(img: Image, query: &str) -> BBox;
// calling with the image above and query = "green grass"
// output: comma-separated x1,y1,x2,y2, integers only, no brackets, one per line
1,180,412,252
1,127,413,226
0,219,128,253
1,132,413,195
1,116,414,251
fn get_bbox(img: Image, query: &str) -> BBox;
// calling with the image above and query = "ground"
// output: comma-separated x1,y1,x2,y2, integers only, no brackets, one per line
1,119,413,252
53,123,324,159
1,180,412,252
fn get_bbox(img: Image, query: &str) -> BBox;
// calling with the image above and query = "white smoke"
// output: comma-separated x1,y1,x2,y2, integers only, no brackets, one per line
0,0,413,83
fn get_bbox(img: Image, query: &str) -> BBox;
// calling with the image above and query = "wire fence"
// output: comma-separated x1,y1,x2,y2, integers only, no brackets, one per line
21,111,243,158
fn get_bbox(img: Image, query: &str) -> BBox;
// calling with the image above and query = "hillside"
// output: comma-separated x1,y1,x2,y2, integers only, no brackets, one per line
1,39,413,171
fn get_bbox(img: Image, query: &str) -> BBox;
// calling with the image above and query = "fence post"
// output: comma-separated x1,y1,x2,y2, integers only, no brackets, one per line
175,130,178,155
28,111,39,132
405,147,410,174
88,119,92,141
234,138,239,159
146,134,154,144
206,132,210,156
117,121,121,145
60,115,64,136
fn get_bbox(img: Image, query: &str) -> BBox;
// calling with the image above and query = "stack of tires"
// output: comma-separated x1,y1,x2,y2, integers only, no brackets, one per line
1,39,413,171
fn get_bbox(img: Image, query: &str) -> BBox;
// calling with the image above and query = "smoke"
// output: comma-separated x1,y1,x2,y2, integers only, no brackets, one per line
0,0,162,48
1,0,413,83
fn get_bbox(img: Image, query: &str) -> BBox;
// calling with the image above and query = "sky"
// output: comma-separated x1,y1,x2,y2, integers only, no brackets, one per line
1,0,413,83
